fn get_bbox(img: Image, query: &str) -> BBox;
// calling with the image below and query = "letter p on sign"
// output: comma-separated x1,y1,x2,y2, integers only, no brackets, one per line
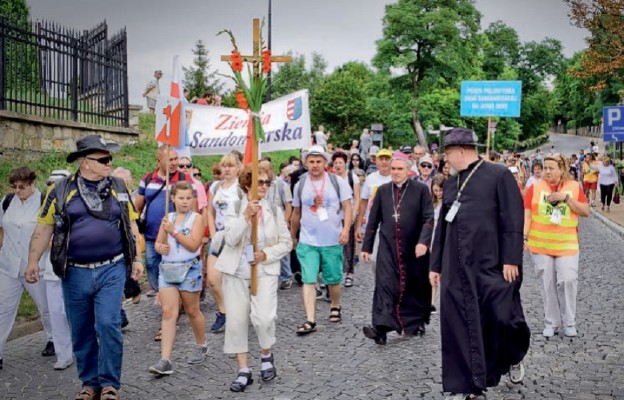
608,108,621,126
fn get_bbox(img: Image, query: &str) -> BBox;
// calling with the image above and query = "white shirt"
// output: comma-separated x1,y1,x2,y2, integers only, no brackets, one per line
525,176,541,189
293,173,352,247
163,212,200,262
314,131,327,147
360,171,391,228
594,164,619,186
210,181,241,231
0,190,45,278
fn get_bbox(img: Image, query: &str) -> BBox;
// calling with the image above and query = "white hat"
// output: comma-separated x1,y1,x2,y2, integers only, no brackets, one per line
369,145,380,156
302,145,331,163
509,166,519,174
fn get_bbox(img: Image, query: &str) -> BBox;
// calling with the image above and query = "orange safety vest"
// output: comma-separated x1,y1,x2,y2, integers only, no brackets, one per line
527,180,580,256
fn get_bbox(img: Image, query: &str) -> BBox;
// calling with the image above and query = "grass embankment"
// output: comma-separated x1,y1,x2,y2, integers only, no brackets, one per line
2,112,298,320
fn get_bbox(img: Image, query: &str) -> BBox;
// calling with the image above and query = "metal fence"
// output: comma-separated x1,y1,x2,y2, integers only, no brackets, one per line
0,17,129,127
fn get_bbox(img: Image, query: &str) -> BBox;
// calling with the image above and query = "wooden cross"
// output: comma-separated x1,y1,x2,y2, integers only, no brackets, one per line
220,18,291,296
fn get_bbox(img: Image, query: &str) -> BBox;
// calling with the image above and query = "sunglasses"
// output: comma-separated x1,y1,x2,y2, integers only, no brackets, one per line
10,183,31,190
420,164,433,169
258,179,271,187
86,155,113,165
179,163,193,169
193,173,202,178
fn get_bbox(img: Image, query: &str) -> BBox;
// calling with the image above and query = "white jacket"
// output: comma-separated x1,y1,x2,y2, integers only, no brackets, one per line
215,197,292,276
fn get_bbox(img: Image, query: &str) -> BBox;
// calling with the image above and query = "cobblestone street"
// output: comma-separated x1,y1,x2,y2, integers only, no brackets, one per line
3,214,624,399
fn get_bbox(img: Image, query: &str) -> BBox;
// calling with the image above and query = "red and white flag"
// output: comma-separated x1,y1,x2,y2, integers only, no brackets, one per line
155,56,188,156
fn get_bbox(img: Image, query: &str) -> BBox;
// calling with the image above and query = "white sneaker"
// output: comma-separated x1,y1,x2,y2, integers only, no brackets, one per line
509,362,525,384
564,326,578,337
53,357,74,370
542,326,556,338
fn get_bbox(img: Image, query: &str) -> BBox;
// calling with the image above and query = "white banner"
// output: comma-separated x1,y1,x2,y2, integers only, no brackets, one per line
185,90,311,156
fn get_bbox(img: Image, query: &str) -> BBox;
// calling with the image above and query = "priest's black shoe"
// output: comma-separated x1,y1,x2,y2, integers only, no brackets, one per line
230,371,253,392
41,341,55,357
415,324,426,336
363,325,387,345
260,354,277,382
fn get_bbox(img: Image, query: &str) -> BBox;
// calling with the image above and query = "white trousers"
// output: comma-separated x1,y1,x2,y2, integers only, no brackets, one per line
0,273,53,358
531,253,579,329
222,273,278,354
45,280,73,362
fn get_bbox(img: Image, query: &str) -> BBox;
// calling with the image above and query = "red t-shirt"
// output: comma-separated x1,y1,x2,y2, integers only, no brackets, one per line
523,181,588,209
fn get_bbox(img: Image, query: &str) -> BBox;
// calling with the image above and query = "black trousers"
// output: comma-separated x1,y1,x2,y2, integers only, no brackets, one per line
600,184,615,206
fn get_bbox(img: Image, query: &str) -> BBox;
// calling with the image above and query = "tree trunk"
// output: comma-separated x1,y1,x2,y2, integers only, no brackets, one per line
412,110,429,151
410,70,429,151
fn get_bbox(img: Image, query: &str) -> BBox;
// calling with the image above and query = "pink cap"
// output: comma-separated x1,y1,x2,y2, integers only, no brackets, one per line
392,150,412,167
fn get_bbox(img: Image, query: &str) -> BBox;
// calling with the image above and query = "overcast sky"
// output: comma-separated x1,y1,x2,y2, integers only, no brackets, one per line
27,0,588,107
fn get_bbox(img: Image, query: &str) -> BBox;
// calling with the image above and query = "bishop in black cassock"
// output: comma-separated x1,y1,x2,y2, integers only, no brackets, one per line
361,157,434,345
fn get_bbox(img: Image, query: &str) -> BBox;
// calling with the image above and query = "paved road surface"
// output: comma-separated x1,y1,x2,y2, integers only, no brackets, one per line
3,215,624,399
534,132,601,156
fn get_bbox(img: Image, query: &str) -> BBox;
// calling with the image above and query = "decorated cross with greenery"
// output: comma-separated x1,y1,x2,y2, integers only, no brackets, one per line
219,18,291,295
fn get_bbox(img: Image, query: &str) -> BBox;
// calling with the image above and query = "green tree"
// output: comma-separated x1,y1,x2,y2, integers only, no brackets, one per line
481,21,521,79
374,0,482,149
270,52,327,99
517,38,565,93
311,69,370,146
0,0,29,18
183,40,223,99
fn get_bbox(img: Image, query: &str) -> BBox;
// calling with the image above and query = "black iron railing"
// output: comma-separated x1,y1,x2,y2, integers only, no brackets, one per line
0,17,128,127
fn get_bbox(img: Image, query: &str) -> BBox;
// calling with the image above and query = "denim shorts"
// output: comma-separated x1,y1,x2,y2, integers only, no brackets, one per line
158,259,202,292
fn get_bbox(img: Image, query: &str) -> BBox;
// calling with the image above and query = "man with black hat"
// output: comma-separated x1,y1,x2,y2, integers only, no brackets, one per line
429,128,530,400
25,134,143,400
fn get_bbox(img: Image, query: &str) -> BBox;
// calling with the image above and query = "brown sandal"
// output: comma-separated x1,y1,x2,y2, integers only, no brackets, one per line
154,329,162,342
100,386,120,400
329,306,342,323
75,387,98,400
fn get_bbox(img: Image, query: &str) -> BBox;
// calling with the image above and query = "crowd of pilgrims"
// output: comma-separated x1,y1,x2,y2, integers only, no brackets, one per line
0,126,610,399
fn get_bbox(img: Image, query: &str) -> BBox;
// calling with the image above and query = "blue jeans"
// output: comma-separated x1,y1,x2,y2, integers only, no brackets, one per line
279,254,292,282
145,240,161,291
62,260,126,391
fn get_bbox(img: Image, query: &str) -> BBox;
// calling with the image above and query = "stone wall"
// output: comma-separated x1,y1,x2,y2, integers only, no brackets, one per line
0,107,142,156
565,126,601,138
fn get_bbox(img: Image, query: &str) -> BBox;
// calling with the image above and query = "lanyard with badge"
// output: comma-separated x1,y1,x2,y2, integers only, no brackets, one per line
310,173,329,221
445,160,484,223
548,182,566,225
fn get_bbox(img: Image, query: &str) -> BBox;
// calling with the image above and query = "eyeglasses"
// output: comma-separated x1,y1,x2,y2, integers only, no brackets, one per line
420,164,433,169
193,173,202,178
10,183,31,190
258,179,271,187
179,163,193,169
86,155,113,165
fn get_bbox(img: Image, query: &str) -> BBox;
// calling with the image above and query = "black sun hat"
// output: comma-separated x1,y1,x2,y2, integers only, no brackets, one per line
66,134,121,163
441,128,484,149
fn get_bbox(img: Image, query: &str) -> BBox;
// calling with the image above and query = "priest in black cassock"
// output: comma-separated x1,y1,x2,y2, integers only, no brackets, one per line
430,128,530,400
361,151,434,345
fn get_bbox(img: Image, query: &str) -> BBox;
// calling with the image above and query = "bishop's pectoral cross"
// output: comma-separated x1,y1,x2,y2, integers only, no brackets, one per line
219,18,291,296
393,212,400,222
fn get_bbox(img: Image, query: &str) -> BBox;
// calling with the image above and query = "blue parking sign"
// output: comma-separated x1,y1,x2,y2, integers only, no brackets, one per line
603,106,624,142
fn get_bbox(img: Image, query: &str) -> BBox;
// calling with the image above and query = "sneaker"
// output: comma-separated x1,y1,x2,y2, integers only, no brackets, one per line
324,288,331,303
315,288,324,300
319,283,327,289
542,326,556,338
430,305,438,314
146,290,157,297
41,341,55,357
508,362,525,384
279,279,292,290
187,344,208,364
54,357,75,370
211,312,226,333
564,326,578,337
149,358,173,375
